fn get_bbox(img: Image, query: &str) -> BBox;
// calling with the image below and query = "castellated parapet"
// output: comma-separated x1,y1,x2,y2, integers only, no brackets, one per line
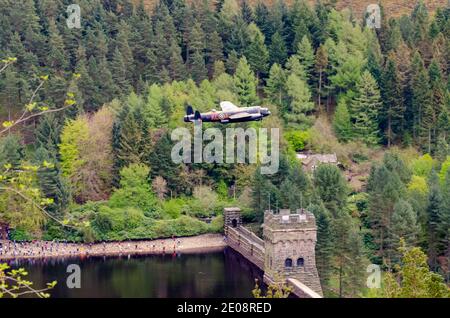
262,209,323,296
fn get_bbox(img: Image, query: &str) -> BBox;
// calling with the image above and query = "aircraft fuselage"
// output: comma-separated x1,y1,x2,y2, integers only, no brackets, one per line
184,106,271,123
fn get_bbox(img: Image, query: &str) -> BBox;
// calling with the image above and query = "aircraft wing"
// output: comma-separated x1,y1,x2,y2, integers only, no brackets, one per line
220,101,239,112
229,112,252,120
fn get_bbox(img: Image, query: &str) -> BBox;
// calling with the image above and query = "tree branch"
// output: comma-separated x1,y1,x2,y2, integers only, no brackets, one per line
0,186,76,229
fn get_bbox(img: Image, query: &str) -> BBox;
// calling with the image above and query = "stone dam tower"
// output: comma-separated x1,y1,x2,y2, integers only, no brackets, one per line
224,207,323,298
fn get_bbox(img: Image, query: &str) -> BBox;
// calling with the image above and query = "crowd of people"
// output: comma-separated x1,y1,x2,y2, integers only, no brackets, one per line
0,237,183,260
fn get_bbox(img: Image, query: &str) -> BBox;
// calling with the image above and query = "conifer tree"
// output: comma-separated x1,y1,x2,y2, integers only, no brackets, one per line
350,71,382,146
308,203,334,290
439,170,450,281
265,63,287,107
233,56,258,107
389,199,419,264
111,48,131,95
284,73,314,128
410,53,433,152
367,163,405,266
34,146,70,218
269,31,287,66
313,164,348,217
296,35,315,81
314,44,328,110
381,57,405,147
206,31,224,75
245,23,269,81
168,39,187,81
35,114,61,158
0,134,24,168
46,19,68,71
333,99,352,142
148,133,182,194
427,172,443,271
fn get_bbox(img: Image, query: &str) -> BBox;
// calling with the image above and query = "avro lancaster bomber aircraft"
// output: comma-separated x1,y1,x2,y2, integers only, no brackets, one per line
184,101,271,124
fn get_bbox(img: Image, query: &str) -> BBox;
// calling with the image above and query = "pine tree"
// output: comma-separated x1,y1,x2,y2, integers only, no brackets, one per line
367,163,405,266
269,31,287,66
284,73,314,128
245,23,269,81
240,0,253,24
168,39,187,81
366,36,383,86
112,104,152,183
333,99,352,142
296,35,315,82
308,203,334,290
427,172,443,271
187,23,207,84
389,199,419,264
148,133,182,194
439,170,450,281
285,56,307,81
0,134,24,168
206,31,224,75
35,114,61,158
145,85,168,128
428,59,446,150
381,57,405,147
350,71,382,146
251,167,281,221
313,164,348,217
46,19,67,71
265,63,287,107
410,53,433,152
314,44,328,111
233,56,258,107
115,21,135,79
333,211,366,298
34,146,70,218
75,46,95,112
110,48,131,95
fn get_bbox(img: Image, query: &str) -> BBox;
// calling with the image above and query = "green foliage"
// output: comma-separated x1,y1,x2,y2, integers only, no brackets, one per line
233,56,258,107
59,118,89,178
0,134,24,168
108,164,159,218
313,164,348,216
161,198,185,219
439,156,450,184
284,73,314,128
333,99,352,142
265,63,286,107
383,241,450,298
285,130,311,152
411,154,434,177
350,71,382,146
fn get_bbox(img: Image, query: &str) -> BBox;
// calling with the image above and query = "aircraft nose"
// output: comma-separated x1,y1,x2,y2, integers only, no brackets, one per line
261,108,271,116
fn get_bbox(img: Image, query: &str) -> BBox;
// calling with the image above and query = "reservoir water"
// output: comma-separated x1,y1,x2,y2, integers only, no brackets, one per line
5,247,263,298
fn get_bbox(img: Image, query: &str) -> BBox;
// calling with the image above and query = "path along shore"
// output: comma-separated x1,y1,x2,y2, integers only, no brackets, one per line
0,234,227,261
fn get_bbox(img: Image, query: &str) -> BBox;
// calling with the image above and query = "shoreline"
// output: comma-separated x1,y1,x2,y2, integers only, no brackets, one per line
0,234,228,261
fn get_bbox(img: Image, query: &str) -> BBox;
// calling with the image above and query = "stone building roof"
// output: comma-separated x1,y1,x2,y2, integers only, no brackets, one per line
297,153,338,165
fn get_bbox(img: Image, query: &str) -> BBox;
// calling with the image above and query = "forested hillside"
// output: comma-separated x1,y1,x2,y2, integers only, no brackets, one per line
0,0,449,297
135,0,447,18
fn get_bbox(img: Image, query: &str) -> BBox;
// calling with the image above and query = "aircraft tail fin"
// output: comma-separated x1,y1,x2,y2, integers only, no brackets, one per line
194,111,201,121
186,105,194,116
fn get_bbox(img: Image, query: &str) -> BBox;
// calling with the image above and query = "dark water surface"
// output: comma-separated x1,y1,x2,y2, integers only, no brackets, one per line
7,247,263,298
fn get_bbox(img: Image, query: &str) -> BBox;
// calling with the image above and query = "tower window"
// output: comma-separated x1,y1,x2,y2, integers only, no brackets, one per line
285,258,293,268
297,258,304,267
231,219,238,228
